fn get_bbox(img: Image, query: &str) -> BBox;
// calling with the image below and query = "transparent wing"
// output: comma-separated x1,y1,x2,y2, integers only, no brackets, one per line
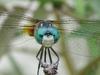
0,22,99,38
0,11,100,58
0,10,100,39
1,11,100,24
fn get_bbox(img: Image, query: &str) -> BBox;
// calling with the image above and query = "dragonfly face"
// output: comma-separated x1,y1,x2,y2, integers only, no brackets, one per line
34,21,60,47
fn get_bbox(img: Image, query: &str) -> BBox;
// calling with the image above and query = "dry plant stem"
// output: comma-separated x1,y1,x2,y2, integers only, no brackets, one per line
62,3,94,20
61,3,85,20
53,8,76,75
79,57,100,75
55,2,91,22
8,54,23,75
0,8,26,57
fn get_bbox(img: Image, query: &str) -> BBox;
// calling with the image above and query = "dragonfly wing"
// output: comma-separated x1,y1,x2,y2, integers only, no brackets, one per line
0,11,43,24
23,25,35,36
1,11,100,24
0,24,37,37
47,19,100,25
48,19,100,37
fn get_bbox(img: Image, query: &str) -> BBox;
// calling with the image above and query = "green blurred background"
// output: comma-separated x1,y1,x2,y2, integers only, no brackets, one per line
0,0,100,75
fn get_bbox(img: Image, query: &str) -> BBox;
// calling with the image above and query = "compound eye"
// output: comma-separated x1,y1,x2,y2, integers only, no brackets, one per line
39,34,43,38
40,23,43,27
38,22,43,28
49,23,52,27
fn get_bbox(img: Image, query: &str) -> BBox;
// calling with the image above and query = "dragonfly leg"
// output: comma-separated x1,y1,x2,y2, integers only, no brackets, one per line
36,46,43,60
44,47,47,63
36,46,44,75
50,47,59,66
48,48,52,64
41,47,59,75
36,46,59,75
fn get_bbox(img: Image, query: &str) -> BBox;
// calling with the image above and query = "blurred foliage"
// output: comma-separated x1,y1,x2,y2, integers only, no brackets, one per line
38,0,64,8
0,0,100,75
0,0,31,4
90,0,100,16
0,7,26,57
75,0,86,17
79,57,100,75
0,5,7,12
8,54,23,75
34,7,48,19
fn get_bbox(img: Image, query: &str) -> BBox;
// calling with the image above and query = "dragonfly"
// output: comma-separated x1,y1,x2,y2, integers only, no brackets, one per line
0,11,100,75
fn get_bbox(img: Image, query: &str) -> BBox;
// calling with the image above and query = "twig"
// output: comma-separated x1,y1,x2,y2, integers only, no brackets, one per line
79,57,100,75
8,54,23,75
53,8,76,75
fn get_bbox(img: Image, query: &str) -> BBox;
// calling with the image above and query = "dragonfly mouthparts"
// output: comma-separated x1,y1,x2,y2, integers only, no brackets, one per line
42,35,54,47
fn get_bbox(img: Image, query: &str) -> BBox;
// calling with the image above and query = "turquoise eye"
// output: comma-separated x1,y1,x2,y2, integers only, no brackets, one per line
39,34,43,38
48,27,60,43
35,28,46,44
35,24,60,44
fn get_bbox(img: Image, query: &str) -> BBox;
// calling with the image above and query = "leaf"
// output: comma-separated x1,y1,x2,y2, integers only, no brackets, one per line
75,0,86,17
88,37,100,58
51,0,64,9
38,0,50,7
79,57,100,75
90,0,100,17
75,0,85,16
34,7,48,19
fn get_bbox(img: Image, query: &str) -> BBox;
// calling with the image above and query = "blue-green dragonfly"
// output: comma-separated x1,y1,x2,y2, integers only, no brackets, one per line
0,11,100,75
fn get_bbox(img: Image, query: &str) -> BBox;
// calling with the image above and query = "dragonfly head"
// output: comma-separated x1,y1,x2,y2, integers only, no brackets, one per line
44,31,52,37
35,21,60,47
